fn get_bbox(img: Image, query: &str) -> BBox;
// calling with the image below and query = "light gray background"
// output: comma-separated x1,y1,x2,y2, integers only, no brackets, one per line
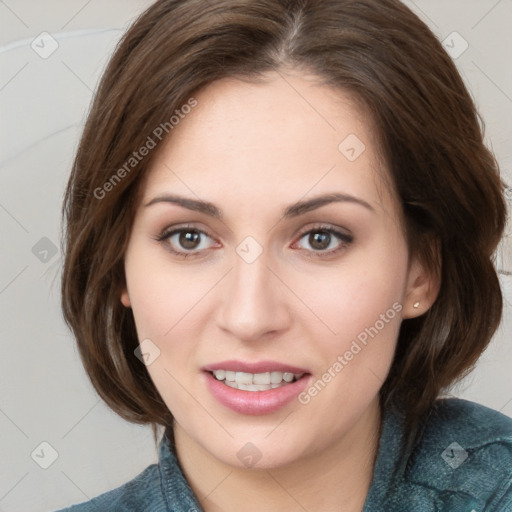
0,1,511,511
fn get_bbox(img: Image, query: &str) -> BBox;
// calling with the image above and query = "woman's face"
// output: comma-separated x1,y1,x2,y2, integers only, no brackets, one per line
121,70,427,469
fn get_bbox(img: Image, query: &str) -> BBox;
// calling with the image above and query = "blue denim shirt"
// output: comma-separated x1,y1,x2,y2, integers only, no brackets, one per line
55,398,512,511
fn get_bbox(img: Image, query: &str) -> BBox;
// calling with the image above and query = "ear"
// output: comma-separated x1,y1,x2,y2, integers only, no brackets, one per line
402,250,441,319
120,287,131,308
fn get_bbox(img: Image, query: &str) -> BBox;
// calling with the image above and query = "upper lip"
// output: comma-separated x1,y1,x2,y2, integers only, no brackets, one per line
202,360,310,374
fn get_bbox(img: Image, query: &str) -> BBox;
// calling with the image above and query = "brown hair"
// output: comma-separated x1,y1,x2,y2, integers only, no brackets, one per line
61,0,507,459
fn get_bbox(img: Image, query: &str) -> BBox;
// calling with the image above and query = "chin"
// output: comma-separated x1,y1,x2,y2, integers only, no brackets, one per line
202,432,312,471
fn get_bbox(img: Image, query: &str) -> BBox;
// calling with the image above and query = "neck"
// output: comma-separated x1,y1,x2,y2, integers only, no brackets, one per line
175,397,382,512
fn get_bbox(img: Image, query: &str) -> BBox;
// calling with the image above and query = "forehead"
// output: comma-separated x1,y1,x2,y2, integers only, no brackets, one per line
142,71,395,218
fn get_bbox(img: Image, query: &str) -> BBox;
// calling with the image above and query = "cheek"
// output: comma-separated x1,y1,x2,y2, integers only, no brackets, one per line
124,255,209,412
292,243,408,345
125,245,219,339
297,278,403,427
124,251,224,407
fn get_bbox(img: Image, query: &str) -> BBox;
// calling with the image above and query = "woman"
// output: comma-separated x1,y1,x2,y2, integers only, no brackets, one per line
57,0,512,510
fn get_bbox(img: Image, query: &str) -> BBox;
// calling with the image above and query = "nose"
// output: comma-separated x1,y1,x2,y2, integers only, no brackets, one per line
216,252,292,343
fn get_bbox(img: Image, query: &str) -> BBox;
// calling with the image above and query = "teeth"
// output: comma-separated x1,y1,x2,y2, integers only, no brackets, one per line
214,369,226,380
212,370,304,391
270,371,283,384
253,372,270,385
236,371,253,385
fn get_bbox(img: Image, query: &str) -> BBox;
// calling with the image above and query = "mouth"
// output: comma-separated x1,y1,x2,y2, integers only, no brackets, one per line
202,360,311,414
209,370,306,392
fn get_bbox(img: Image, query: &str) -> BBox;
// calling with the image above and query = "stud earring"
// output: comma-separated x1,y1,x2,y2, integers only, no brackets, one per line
413,301,420,309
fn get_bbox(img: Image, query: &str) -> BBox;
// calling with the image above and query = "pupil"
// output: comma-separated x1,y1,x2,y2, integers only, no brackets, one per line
310,231,330,250
180,231,200,249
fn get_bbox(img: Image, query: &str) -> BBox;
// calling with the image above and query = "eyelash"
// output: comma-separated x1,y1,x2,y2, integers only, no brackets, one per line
155,225,218,259
292,225,353,259
155,224,353,260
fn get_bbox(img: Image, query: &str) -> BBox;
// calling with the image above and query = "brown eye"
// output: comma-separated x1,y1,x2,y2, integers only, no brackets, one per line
179,230,201,250
157,226,218,258
294,226,353,258
309,231,332,251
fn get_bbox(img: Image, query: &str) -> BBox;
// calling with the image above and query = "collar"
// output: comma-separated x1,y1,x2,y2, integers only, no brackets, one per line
362,400,411,510
157,432,203,512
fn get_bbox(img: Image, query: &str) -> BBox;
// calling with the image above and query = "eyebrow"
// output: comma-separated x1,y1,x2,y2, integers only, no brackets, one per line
144,192,375,218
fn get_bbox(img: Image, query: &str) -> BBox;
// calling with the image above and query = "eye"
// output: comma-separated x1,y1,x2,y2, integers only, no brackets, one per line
293,226,353,258
156,225,219,258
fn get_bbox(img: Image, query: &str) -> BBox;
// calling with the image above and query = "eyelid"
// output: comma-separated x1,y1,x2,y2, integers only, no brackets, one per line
294,223,353,241
156,224,216,243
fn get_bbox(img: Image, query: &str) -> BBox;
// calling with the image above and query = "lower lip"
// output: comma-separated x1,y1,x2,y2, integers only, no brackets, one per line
204,372,311,415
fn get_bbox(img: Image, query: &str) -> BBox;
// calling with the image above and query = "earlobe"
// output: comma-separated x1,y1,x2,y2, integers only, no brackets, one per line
121,288,131,308
402,255,441,319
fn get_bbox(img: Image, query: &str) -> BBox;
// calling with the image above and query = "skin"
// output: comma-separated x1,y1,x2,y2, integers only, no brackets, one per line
120,69,439,512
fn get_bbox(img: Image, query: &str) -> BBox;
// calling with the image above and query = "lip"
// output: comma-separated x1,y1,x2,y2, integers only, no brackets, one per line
202,360,311,415
202,360,309,374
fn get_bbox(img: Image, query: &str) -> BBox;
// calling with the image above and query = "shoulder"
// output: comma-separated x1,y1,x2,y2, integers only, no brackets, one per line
53,431,202,512
425,396,512,437
405,398,512,510
53,463,166,512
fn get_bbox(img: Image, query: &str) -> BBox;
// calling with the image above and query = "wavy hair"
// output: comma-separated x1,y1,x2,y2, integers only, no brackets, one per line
61,0,507,457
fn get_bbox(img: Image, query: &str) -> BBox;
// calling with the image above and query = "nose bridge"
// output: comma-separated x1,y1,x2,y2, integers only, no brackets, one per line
217,248,290,341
